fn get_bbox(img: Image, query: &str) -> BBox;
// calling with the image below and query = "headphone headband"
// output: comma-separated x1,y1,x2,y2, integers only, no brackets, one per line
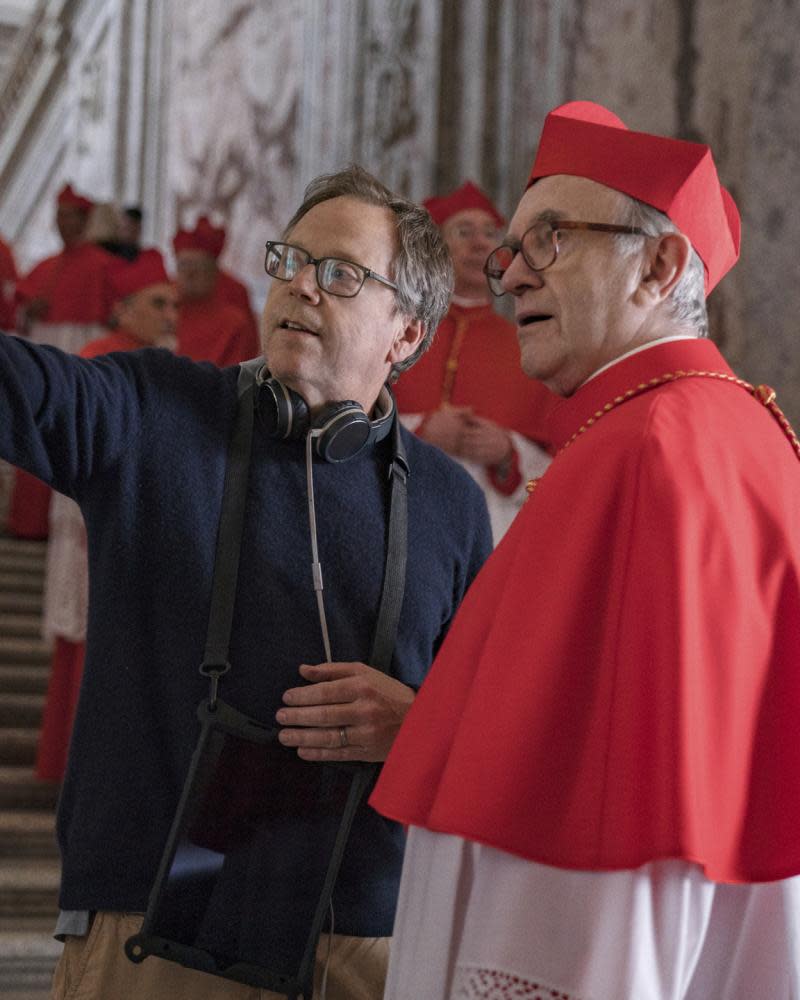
255,369,395,463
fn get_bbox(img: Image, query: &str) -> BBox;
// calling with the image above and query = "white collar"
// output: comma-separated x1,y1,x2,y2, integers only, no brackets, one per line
580,335,699,388
450,294,492,308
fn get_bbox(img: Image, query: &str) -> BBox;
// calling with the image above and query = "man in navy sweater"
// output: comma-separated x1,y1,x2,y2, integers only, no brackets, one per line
0,166,492,999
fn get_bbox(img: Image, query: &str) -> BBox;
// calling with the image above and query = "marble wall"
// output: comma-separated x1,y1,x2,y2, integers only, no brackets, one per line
0,0,798,420
160,0,444,310
551,0,800,424
0,0,166,266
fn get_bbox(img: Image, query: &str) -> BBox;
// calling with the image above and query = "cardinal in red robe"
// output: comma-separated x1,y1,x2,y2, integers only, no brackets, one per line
393,181,554,542
7,184,115,539
371,102,800,1000
173,218,259,364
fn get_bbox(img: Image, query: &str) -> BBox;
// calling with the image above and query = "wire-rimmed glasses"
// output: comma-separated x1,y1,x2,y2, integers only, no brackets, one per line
264,241,398,298
483,220,648,296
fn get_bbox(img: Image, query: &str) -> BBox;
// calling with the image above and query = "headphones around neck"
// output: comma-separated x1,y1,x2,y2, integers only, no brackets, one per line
255,368,395,463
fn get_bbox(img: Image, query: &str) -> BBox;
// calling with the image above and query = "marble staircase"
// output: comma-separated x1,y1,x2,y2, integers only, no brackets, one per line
0,535,61,999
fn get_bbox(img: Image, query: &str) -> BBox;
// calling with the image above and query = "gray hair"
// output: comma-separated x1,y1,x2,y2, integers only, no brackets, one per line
616,197,708,337
284,165,453,375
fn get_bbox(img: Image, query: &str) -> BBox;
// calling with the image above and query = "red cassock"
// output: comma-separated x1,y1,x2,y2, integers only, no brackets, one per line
393,301,554,447
15,242,115,325
371,337,800,884
0,236,17,330
36,637,85,783
215,268,259,346
7,243,115,539
177,297,259,366
81,329,145,358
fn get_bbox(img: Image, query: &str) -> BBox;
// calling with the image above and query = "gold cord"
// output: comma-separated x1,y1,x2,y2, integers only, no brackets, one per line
526,370,800,495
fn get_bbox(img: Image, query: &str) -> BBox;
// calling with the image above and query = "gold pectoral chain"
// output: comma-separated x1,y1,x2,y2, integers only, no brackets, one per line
526,370,800,495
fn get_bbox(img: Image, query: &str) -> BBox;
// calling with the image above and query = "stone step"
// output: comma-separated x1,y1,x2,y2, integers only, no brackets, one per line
0,612,44,638
0,768,59,812
0,916,57,933
0,932,61,998
0,591,44,616
0,537,48,560
0,728,39,767
0,665,50,696
0,553,46,576
0,572,45,595
0,811,57,859
0,637,51,667
0,692,45,728
0,859,60,920
0,536,57,970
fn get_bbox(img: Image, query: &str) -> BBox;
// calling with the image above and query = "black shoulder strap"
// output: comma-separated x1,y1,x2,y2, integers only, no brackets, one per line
199,382,255,703
369,415,408,674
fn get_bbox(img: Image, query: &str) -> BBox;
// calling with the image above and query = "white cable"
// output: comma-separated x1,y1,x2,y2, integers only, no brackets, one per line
306,433,335,1000
305,431,332,662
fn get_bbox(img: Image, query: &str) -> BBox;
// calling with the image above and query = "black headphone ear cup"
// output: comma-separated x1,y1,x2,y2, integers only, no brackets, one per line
258,377,310,439
312,402,372,463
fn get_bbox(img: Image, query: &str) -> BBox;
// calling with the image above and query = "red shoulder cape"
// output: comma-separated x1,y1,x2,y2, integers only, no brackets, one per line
80,330,144,357
371,338,800,883
16,243,115,324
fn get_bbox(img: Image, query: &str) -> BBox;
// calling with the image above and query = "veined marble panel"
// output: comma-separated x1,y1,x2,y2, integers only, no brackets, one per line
164,0,305,305
0,0,128,270
561,1,678,134
353,0,442,199
164,0,443,306
1,86,70,271
733,0,800,422
557,0,800,424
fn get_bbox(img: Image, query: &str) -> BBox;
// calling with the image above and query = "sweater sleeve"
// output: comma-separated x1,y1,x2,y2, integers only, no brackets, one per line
0,332,145,497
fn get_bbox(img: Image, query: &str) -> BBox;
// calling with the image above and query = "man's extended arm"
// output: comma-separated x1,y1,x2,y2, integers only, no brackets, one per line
0,333,141,495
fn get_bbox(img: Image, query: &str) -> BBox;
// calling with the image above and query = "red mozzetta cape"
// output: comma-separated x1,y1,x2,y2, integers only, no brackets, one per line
81,330,145,358
215,269,259,348
392,302,556,447
16,243,115,324
371,338,800,883
176,297,259,367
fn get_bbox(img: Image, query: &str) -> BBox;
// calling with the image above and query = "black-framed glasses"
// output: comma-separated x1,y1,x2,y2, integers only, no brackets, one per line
483,220,648,296
264,241,398,298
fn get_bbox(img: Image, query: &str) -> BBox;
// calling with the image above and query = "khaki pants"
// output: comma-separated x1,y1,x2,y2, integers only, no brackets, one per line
52,912,390,1000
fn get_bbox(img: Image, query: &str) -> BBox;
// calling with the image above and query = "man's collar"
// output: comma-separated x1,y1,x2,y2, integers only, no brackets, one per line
547,337,732,452
579,335,699,389
451,293,492,308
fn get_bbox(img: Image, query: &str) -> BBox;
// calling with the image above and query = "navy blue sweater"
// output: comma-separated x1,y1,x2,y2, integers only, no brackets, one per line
0,335,491,935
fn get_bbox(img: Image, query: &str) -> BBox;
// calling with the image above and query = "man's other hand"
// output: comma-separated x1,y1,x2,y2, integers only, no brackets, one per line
458,413,513,467
418,404,472,455
24,297,50,322
276,661,416,762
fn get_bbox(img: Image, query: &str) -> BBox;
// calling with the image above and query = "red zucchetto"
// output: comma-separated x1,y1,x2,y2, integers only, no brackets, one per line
195,216,226,257
527,100,740,293
57,183,93,214
173,217,225,257
109,249,171,301
424,181,505,229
